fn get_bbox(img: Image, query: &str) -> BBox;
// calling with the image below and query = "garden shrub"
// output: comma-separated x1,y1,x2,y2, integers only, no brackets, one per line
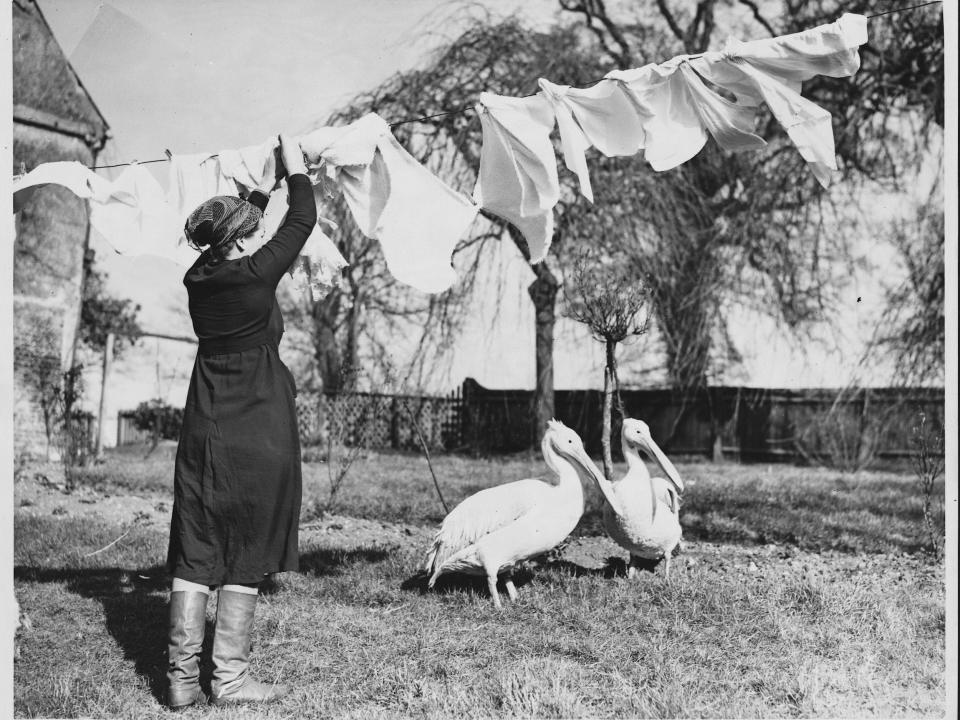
130,399,183,441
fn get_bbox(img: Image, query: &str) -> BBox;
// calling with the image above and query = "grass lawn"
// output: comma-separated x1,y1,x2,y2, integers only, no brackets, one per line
13,444,946,718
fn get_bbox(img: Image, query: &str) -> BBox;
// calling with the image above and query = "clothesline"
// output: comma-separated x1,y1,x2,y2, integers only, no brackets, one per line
8,8,931,296
84,0,940,172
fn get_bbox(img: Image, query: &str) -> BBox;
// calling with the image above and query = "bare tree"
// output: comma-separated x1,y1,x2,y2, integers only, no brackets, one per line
564,249,652,478
874,200,945,386
292,17,613,442
557,0,944,450
278,194,488,394
288,1,942,453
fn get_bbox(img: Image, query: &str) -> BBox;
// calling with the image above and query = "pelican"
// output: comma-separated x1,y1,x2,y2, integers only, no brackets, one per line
601,419,685,579
422,419,619,608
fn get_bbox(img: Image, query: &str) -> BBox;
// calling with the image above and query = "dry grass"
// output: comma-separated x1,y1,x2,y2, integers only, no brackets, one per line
73,442,943,555
13,445,946,718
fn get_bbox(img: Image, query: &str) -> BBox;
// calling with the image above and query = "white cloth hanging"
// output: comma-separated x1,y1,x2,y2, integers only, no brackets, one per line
537,79,594,201
374,132,478,293
538,78,647,158
676,62,766,153
166,152,238,225
11,12,870,278
88,163,195,265
302,112,478,293
217,138,278,193
245,181,348,299
694,58,836,185
219,136,349,295
473,92,559,263
537,77,647,201
605,63,710,171
11,161,114,212
720,13,868,87
11,160,196,264
689,13,868,186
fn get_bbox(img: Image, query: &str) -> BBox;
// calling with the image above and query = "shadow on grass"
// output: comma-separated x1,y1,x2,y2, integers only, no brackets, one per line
13,544,396,706
399,564,554,601
542,555,667,579
398,551,667,597
14,564,176,705
297,547,392,577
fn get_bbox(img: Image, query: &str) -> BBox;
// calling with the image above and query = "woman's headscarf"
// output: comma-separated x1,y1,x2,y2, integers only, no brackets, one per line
184,195,263,252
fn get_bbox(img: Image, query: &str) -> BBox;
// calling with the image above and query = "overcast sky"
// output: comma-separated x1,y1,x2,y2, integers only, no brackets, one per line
37,0,558,164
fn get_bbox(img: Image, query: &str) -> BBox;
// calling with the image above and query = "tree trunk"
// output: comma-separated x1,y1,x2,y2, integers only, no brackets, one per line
343,303,360,381
313,292,342,391
602,339,616,481
527,262,559,446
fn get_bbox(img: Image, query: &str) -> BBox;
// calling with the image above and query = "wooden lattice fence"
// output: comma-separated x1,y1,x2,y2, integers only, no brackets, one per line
297,389,462,451
460,378,945,462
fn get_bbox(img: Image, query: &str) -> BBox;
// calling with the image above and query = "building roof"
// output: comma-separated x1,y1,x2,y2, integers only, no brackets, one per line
12,0,109,146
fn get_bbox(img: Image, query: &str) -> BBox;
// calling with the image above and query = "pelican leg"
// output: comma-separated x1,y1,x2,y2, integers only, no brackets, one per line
663,553,672,582
486,574,502,609
504,578,519,602
627,555,638,580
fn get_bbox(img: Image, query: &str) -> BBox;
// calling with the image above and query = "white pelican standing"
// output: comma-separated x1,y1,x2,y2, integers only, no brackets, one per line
422,420,619,608
601,419,685,579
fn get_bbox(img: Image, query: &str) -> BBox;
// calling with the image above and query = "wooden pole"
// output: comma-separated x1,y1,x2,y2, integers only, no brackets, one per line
95,332,115,460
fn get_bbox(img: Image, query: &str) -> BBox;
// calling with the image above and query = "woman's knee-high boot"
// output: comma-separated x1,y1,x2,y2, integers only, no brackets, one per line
210,589,288,705
166,591,208,709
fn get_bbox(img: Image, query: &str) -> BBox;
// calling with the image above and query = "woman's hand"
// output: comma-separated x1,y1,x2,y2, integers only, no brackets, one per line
278,134,308,177
255,146,283,194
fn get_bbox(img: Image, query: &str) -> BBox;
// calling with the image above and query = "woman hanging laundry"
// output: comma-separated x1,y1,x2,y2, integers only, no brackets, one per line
165,134,315,709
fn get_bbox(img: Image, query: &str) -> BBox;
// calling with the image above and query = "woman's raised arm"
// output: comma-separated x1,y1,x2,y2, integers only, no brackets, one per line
248,135,317,286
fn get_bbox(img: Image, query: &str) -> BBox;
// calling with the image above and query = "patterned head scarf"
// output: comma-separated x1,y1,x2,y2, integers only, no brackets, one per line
184,195,263,253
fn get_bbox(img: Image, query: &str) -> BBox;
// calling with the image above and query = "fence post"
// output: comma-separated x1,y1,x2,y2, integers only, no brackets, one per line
95,332,115,460
390,396,400,450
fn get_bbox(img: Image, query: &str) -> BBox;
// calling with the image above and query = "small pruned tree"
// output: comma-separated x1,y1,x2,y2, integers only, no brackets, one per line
564,249,652,479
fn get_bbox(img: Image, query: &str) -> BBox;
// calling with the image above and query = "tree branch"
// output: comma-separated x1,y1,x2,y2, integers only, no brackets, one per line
655,0,687,45
735,0,777,36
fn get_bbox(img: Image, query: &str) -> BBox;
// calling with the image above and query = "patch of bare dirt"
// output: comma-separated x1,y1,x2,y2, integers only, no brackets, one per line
14,466,940,589
14,467,171,529
300,513,434,551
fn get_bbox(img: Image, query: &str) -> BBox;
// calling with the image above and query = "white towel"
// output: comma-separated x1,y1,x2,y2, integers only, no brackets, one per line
537,77,648,201
302,113,477,293
473,93,559,263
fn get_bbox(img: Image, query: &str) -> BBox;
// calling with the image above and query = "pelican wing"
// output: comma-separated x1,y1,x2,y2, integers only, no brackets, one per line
651,476,680,514
423,478,548,578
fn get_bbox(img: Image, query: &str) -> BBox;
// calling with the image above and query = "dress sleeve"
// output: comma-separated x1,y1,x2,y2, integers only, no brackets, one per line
247,174,317,287
246,190,270,212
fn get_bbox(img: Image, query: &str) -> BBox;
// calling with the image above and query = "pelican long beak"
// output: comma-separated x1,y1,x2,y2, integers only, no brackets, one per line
641,436,684,495
570,447,623,516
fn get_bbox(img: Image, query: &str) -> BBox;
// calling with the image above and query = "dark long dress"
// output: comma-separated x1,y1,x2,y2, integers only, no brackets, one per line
167,174,317,586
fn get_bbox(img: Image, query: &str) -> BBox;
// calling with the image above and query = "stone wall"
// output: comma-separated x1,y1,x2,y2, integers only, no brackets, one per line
13,128,95,458
13,0,108,458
